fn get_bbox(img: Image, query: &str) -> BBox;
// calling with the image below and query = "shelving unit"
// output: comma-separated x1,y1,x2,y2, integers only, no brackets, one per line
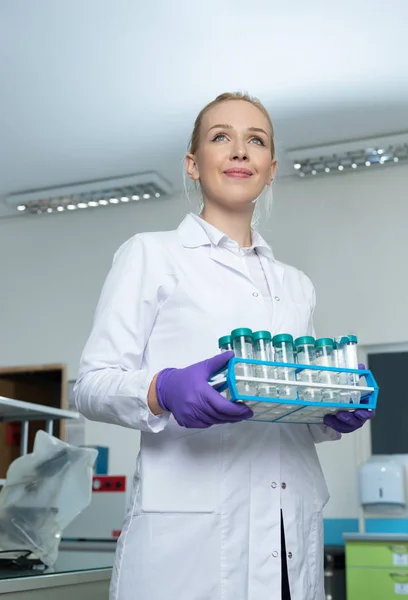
0,395,79,486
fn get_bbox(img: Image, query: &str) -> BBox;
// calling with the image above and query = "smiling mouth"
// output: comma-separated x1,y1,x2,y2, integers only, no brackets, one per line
224,169,253,179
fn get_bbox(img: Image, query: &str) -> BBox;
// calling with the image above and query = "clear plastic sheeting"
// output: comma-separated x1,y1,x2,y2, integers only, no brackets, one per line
0,430,97,566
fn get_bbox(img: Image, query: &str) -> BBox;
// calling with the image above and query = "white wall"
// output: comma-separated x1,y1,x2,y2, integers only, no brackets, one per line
271,164,408,518
1,163,407,514
0,194,187,484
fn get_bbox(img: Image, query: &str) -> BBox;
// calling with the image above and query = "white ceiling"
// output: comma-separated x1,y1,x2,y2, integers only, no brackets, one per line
1,0,408,216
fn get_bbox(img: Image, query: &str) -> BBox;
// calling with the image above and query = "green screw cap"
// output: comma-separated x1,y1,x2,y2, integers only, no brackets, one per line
334,336,350,345
273,333,294,347
348,334,358,343
218,335,232,348
231,328,253,340
253,330,272,342
294,336,315,347
315,337,334,348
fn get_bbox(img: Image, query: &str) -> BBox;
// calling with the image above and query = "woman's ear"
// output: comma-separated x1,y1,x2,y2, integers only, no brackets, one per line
185,154,200,181
267,159,277,185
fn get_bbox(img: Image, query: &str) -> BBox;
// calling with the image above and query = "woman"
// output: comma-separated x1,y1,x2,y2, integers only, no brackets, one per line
74,92,373,600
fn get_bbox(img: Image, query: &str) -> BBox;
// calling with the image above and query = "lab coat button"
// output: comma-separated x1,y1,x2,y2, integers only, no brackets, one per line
271,482,277,489
252,292,259,297
288,552,293,559
272,551,279,558
281,482,287,489
274,296,280,301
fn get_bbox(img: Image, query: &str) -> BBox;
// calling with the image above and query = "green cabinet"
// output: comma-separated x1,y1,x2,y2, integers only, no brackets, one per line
345,535,408,600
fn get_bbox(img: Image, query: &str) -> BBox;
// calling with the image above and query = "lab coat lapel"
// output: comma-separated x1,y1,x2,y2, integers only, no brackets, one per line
258,252,285,334
209,245,250,280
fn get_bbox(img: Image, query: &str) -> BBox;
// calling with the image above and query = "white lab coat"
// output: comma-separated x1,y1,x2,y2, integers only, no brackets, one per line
74,214,340,600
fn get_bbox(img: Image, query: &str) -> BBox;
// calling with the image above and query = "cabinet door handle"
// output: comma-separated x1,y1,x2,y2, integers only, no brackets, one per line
389,573,408,583
389,545,408,554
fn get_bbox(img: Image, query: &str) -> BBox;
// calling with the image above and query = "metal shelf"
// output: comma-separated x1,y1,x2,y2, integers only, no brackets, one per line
0,395,80,459
0,396,79,423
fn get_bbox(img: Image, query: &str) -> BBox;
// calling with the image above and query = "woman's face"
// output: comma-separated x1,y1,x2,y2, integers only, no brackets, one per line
186,100,276,212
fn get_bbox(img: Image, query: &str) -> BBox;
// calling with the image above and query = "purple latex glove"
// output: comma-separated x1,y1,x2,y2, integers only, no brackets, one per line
323,363,376,433
156,351,253,428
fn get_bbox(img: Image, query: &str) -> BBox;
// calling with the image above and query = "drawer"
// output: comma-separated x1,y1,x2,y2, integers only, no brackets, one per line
346,542,408,568
347,567,408,599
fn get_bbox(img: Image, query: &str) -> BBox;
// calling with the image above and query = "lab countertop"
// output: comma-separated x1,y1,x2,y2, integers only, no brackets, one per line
343,533,408,543
0,543,115,594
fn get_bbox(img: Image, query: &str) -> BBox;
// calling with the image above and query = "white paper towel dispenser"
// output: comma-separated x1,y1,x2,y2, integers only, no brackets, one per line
359,456,406,513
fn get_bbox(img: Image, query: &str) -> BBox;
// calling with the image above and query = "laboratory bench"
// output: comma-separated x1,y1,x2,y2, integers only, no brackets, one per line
0,541,346,599
344,533,408,600
0,541,115,600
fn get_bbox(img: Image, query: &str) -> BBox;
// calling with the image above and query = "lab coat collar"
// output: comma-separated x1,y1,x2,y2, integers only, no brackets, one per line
178,213,284,333
177,213,275,260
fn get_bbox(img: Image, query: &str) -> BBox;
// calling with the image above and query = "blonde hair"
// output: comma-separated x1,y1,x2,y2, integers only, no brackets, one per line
188,91,276,159
185,91,275,229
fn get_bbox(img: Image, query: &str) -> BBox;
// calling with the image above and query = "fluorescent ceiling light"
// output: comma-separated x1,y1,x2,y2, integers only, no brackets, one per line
287,132,408,178
6,172,172,215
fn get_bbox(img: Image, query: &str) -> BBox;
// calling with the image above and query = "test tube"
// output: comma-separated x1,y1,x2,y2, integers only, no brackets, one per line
230,328,255,395
217,335,233,398
334,336,351,402
295,336,321,402
218,335,233,352
272,333,297,400
346,334,361,404
315,338,340,402
252,330,276,397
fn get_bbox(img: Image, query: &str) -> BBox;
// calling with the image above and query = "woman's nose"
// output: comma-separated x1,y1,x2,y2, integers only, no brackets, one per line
230,141,248,161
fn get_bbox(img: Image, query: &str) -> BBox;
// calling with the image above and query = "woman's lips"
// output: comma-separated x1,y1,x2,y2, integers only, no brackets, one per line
224,168,253,179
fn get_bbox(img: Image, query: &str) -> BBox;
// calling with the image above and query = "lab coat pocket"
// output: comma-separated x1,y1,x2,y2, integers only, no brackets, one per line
140,427,222,514
312,461,330,512
294,426,330,512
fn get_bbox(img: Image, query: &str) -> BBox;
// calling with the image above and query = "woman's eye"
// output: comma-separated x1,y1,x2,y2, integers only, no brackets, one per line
251,137,265,146
212,133,228,142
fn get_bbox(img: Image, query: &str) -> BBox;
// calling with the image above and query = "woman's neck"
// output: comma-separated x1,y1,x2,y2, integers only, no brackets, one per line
200,205,253,248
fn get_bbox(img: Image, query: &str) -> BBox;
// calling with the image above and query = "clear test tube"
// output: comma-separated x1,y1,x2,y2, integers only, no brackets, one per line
294,336,321,402
346,334,361,404
217,335,233,399
230,328,255,395
252,330,276,397
315,338,340,402
218,335,233,352
272,333,297,400
334,336,351,402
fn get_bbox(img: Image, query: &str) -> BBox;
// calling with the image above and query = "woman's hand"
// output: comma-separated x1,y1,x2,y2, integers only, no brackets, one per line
153,351,253,428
